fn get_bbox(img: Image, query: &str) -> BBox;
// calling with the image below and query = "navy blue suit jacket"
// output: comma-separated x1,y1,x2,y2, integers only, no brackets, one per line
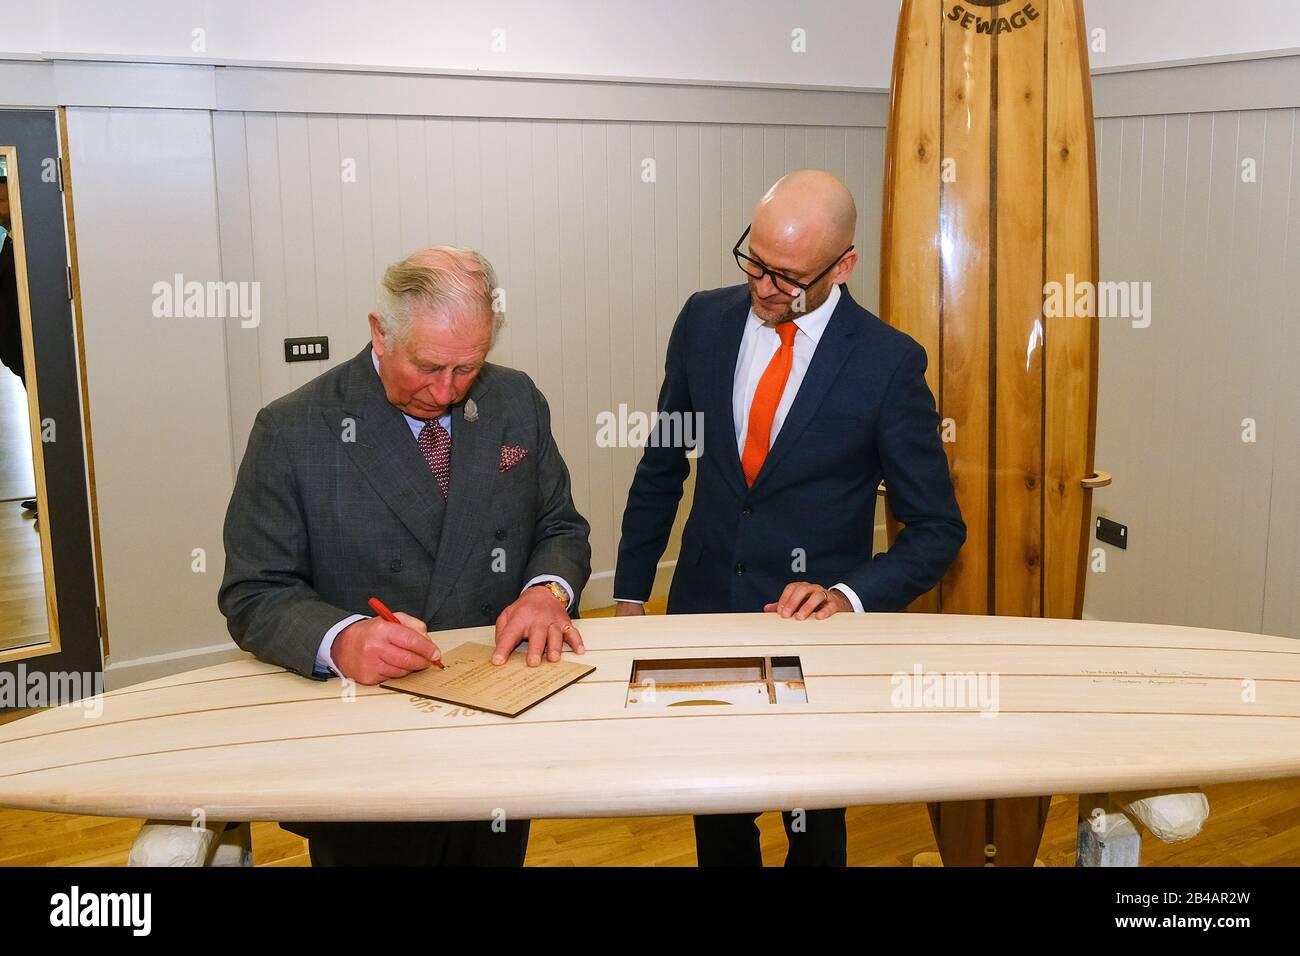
614,284,965,613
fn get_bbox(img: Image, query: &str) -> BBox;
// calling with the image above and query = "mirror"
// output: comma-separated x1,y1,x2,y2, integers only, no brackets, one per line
0,147,59,660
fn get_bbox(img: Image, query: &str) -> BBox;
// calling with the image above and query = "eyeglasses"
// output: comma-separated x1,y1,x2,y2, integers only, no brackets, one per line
732,224,854,296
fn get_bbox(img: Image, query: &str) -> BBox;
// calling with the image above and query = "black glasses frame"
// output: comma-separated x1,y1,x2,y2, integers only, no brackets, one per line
732,224,854,293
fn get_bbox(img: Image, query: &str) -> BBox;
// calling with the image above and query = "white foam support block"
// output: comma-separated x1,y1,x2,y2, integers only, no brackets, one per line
128,820,253,867
128,820,218,867
210,822,253,867
1113,790,1210,843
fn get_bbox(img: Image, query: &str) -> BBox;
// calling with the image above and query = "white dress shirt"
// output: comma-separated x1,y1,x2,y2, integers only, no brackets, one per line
313,350,573,677
617,284,864,613
732,283,840,455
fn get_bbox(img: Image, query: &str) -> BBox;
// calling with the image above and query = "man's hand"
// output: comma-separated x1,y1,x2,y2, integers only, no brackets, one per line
493,585,585,666
764,583,852,620
614,601,645,617
332,611,440,684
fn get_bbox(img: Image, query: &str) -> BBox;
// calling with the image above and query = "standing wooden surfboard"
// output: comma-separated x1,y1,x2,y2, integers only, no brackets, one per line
880,0,1107,864
881,0,1104,620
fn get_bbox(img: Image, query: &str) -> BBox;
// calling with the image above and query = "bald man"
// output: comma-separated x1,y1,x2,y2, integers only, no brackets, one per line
613,170,965,866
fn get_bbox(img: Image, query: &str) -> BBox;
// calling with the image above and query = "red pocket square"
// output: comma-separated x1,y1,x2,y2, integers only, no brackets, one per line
500,445,528,472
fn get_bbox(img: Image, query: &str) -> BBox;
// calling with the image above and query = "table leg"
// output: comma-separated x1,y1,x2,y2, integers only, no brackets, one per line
1077,793,1141,867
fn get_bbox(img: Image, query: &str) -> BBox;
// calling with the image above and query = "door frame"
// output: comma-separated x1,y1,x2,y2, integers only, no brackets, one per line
0,108,103,707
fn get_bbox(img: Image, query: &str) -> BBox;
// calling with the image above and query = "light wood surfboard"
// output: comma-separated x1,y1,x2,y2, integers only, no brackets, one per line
1,614,1297,846
881,0,1106,863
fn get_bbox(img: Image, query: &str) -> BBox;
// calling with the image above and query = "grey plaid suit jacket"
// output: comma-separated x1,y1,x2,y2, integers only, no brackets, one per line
218,344,592,678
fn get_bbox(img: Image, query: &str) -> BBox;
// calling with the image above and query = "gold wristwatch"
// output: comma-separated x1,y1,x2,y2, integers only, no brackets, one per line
537,581,570,605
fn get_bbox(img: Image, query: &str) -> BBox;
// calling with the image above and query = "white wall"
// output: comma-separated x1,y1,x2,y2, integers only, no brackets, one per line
66,107,238,687
6,1,1299,89
1089,108,1300,637
5,0,900,88
1086,0,1300,70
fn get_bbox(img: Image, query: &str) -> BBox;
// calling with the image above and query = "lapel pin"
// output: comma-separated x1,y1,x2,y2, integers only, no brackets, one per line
464,398,479,422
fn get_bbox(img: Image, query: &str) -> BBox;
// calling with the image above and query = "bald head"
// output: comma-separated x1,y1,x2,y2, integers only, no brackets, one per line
742,170,858,323
754,169,857,258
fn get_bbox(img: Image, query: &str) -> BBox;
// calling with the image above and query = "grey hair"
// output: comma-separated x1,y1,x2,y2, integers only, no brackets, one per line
374,246,504,348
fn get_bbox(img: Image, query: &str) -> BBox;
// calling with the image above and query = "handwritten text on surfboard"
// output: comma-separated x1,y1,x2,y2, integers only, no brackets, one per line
948,3,1041,34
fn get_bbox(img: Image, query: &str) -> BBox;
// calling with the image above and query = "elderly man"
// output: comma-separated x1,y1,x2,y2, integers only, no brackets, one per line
219,246,591,866
614,170,965,866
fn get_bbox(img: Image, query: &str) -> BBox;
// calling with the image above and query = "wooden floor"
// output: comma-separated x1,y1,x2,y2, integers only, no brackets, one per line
0,363,46,655
0,495,46,654
1,778,1296,867
2,599,1298,866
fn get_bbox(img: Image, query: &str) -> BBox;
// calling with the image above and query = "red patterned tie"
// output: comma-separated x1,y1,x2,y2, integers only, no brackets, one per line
417,420,451,497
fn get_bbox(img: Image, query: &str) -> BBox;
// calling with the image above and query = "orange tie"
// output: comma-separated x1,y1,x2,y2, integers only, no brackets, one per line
741,321,799,486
